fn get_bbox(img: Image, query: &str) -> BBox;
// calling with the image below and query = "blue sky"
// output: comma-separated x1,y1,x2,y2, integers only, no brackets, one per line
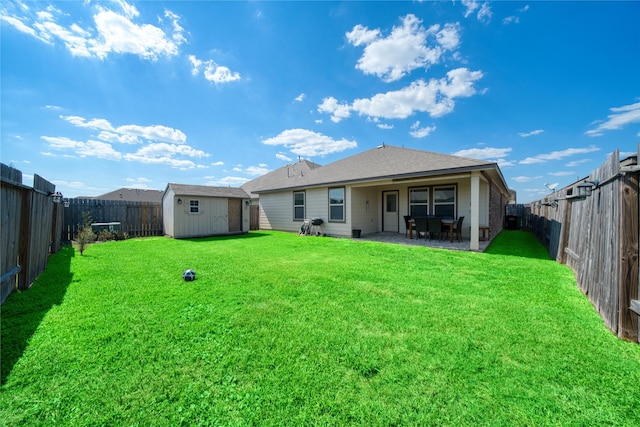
2,0,638,203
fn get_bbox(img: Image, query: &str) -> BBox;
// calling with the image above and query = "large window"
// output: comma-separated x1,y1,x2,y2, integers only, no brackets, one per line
409,187,428,217
328,187,345,221
189,200,199,214
433,186,456,219
293,191,305,220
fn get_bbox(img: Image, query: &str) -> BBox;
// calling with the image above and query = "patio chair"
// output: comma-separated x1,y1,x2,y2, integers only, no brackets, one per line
413,217,428,239
453,216,464,242
403,215,412,238
427,217,442,240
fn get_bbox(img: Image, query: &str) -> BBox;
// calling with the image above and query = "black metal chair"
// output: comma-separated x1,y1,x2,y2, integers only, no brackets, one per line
413,217,428,239
427,217,442,240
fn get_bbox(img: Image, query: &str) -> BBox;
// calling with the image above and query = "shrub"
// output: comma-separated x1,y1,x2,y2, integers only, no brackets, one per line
76,227,95,255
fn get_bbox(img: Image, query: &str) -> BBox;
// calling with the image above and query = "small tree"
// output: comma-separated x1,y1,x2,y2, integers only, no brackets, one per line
76,211,95,255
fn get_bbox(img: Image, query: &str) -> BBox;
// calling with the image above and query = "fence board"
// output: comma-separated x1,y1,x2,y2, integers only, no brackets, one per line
63,199,163,239
528,147,640,343
1,165,63,303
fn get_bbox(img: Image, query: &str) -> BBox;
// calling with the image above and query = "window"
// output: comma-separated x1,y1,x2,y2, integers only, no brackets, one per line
189,200,199,214
433,186,456,219
293,191,305,220
328,187,345,221
409,187,428,217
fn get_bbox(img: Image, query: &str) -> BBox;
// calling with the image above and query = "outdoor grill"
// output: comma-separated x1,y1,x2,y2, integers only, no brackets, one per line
311,218,323,226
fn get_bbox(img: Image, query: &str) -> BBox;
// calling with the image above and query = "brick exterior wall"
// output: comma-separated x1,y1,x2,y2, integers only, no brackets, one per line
489,180,506,240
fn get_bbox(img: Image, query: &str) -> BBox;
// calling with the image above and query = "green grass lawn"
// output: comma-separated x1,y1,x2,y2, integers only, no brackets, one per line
2,231,639,426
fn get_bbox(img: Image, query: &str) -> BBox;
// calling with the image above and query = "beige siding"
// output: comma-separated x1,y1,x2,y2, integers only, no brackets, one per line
350,187,379,235
259,175,493,239
174,197,228,238
162,187,176,237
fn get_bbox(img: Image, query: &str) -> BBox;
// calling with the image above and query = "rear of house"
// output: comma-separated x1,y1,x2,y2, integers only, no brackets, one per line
163,183,250,238
246,145,511,250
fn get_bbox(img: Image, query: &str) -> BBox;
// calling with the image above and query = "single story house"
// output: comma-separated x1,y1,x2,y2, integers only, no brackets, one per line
162,183,250,238
243,144,511,250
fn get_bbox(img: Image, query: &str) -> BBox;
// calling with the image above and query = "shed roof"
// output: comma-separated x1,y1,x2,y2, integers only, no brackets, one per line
166,183,248,199
248,145,509,194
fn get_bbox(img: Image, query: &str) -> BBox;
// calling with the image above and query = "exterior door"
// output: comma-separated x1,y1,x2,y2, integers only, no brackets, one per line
383,191,399,232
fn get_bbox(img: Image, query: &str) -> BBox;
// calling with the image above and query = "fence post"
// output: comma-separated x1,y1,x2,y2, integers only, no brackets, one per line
17,189,32,290
618,161,639,341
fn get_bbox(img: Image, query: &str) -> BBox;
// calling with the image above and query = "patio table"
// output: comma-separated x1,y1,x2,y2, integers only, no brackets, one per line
442,219,455,243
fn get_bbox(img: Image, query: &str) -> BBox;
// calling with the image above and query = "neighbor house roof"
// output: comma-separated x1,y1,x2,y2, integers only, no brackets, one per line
248,145,510,195
241,159,322,198
95,187,164,203
165,183,248,199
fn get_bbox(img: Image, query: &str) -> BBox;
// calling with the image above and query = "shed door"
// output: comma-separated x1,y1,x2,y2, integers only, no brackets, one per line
228,199,242,232
383,191,399,232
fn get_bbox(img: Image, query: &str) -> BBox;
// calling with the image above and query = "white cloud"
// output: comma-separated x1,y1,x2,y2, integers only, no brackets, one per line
203,63,241,84
189,54,240,84
350,68,483,120
461,0,480,18
245,165,270,176
47,113,208,169
518,129,544,137
295,93,305,102
503,16,520,25
61,115,187,144
211,161,224,166
2,1,185,60
461,0,492,23
512,176,541,183
276,153,292,162
346,15,461,82
127,142,207,159
188,55,203,75
477,3,493,23
377,123,394,130
409,121,436,138
519,145,600,164
548,171,575,177
41,136,122,160
453,147,512,160
205,176,249,186
565,159,590,167
262,129,357,157
317,97,351,123
585,102,640,137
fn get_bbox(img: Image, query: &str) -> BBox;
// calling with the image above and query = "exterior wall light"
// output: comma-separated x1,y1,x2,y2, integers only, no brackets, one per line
245,200,250,206
50,191,63,203
576,180,600,199
177,198,182,205
63,199,70,208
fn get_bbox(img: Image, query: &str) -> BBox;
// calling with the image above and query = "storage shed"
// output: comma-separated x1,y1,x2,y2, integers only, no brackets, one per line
162,183,250,238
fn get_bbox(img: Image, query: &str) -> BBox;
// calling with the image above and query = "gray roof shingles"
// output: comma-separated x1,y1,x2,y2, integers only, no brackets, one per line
167,183,248,199
248,145,505,193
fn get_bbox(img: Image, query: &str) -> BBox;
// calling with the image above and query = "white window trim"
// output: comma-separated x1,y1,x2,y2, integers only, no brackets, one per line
433,185,457,218
189,199,200,214
293,191,305,221
328,187,345,222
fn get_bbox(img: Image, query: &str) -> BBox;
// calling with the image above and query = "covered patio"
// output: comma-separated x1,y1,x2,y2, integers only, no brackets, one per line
356,231,493,251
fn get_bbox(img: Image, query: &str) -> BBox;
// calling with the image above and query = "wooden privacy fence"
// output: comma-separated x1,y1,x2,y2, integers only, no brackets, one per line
1,164,64,305
529,146,639,343
63,198,163,240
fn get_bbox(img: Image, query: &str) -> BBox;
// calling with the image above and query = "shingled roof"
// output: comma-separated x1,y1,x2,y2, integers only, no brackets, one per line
248,145,509,194
165,183,248,199
241,159,322,198
95,187,164,203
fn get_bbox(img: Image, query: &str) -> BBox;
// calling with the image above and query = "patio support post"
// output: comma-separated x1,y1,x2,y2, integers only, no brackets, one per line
470,171,480,251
